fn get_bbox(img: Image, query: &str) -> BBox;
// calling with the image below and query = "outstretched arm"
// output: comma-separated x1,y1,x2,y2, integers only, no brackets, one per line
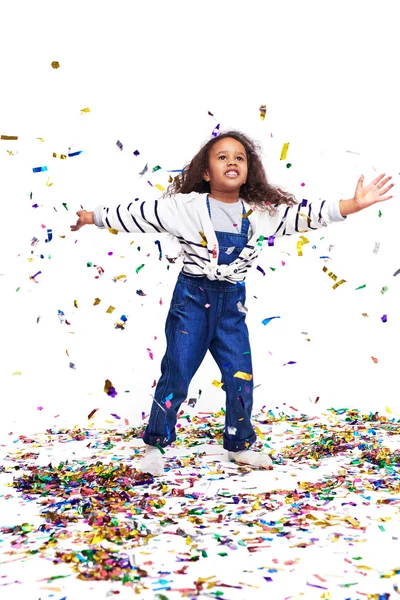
265,173,394,238
70,196,182,237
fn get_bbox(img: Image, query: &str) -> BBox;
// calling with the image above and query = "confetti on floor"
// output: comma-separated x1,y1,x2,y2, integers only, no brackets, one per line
1,408,400,599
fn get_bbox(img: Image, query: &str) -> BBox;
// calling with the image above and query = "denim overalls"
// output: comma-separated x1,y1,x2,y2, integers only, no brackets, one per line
142,196,257,452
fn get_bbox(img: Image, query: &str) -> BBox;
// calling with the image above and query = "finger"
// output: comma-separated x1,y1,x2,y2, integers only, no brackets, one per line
372,174,386,185
381,184,395,195
378,176,392,188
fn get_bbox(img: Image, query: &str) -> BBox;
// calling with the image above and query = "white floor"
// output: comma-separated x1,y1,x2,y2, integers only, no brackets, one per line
1,410,400,600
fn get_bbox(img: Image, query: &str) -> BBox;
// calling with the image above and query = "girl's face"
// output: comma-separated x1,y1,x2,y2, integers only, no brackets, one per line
203,137,248,193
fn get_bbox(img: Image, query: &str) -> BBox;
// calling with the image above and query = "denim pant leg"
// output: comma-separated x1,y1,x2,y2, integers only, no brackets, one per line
142,274,213,448
209,284,257,452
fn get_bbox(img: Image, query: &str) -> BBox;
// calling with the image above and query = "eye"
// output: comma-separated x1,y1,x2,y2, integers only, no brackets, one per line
219,155,226,160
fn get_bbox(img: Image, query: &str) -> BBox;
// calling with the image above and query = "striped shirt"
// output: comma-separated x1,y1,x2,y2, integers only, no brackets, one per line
93,192,346,284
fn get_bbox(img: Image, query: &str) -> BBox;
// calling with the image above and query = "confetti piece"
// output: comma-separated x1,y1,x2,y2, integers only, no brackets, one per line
139,163,148,176
212,124,220,137
51,61,60,68
155,184,165,192
381,314,387,323
280,142,289,160
45,229,53,243
393,268,400,276
371,356,379,363
68,150,83,157
88,408,99,419
32,166,48,173
381,286,389,294
116,140,123,150
259,104,267,120
133,149,140,156
262,316,280,326
322,266,347,289
104,379,117,397
212,380,224,388
1,134,18,140
373,242,380,254
93,298,101,305
355,284,366,290
80,107,91,113
108,228,119,235
52,152,67,160
106,306,115,313
233,371,253,381
297,236,309,256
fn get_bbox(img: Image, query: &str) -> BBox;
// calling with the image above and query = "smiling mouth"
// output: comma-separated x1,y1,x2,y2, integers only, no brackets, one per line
225,171,239,177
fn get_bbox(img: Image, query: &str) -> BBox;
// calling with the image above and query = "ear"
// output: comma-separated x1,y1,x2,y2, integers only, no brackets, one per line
203,170,210,182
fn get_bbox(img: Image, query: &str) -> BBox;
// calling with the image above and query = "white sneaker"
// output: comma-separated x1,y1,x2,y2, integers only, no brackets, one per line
228,449,273,468
137,445,165,476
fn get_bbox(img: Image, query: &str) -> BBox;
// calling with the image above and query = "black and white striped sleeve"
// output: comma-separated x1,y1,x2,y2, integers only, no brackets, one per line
265,198,346,238
93,196,181,236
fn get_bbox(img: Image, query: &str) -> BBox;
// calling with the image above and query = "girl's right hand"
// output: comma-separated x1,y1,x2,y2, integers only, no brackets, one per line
70,210,94,232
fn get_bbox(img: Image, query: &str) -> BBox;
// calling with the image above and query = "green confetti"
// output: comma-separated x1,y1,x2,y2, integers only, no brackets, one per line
378,525,386,532
152,165,162,172
136,264,145,274
87,262,92,267
378,210,382,217
355,284,366,290
62,202,68,210
381,286,389,295
155,442,166,455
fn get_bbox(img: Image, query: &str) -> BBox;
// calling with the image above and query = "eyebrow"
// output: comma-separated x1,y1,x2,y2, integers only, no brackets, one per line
215,150,246,156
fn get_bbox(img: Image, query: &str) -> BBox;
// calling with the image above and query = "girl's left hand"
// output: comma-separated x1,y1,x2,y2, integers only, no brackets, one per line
354,173,394,210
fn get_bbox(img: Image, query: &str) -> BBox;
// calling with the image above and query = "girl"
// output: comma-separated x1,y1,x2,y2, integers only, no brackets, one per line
71,130,394,476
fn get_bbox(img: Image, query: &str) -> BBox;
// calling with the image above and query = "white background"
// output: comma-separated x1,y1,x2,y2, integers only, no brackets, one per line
1,0,400,436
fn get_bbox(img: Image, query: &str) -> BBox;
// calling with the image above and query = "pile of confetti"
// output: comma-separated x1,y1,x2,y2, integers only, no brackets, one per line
1,408,400,599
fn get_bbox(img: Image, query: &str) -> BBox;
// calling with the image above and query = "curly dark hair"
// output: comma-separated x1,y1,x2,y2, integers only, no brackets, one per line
164,130,297,214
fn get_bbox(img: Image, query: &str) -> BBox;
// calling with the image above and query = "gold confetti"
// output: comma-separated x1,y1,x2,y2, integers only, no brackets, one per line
46,177,53,187
233,371,253,381
108,228,119,235
297,235,309,256
37,138,45,142
1,134,18,140
93,298,101,305
259,104,267,120
51,61,60,69
212,380,224,388
52,152,67,160
154,183,165,192
74,300,78,308
115,274,126,280
322,266,347,289
80,107,91,114
332,279,346,290
199,231,208,247
168,175,173,183
280,142,289,160
345,516,360,527
106,306,115,313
